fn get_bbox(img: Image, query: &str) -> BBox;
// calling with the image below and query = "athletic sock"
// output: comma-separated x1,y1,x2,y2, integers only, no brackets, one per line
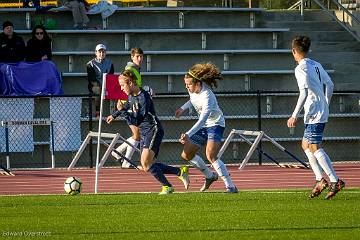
314,149,338,183
122,139,139,168
111,137,133,159
189,155,213,179
212,159,235,188
149,163,172,187
154,162,181,176
304,148,323,181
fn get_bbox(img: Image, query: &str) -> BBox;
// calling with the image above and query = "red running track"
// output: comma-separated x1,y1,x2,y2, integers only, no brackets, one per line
1,163,360,195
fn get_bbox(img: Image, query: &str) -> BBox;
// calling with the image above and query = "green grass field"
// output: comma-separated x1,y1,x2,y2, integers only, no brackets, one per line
1,190,360,240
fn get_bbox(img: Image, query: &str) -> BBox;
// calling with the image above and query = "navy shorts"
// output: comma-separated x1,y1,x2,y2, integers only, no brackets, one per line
140,126,164,158
189,125,225,146
303,123,326,144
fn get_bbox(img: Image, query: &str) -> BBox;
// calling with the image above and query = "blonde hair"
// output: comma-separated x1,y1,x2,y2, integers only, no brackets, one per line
185,62,222,89
119,70,138,86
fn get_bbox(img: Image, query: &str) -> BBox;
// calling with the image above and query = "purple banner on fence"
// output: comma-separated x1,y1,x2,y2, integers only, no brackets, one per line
0,61,62,96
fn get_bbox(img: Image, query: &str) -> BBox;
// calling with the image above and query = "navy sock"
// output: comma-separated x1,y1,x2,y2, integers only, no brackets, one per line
154,162,181,176
149,163,171,187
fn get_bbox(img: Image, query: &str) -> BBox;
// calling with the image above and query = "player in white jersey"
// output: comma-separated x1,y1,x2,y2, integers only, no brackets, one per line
287,36,345,199
175,62,238,193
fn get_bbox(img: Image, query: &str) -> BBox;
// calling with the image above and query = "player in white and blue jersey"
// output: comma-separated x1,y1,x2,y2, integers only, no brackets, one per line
287,36,345,199
175,62,238,193
107,70,189,194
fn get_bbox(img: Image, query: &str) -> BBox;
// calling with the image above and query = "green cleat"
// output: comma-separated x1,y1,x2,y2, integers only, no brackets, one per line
159,186,174,195
178,166,190,189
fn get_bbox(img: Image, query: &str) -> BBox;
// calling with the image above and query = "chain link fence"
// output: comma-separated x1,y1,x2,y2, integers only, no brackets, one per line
0,91,359,169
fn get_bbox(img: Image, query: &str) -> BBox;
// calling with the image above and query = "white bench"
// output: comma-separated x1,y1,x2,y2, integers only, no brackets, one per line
54,49,292,73
2,7,264,30
17,27,289,50
17,27,289,34
62,69,335,92
0,8,36,30
50,6,265,29
53,49,292,56
63,69,334,77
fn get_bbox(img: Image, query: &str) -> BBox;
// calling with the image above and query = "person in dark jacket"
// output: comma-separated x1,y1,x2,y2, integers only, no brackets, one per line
26,25,52,62
86,43,114,117
0,21,26,63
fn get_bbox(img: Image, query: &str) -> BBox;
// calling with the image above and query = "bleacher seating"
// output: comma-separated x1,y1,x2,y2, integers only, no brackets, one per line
1,6,359,167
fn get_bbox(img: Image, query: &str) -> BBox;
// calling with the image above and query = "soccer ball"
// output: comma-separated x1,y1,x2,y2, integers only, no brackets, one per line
64,177,82,195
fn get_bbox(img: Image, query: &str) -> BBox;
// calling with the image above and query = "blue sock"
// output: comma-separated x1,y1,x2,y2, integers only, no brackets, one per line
154,162,181,176
149,163,171,187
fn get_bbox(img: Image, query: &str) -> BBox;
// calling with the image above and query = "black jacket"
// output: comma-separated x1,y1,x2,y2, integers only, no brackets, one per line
26,37,52,62
0,32,26,63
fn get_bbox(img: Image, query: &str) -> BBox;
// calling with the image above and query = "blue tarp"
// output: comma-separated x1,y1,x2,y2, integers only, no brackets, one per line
0,61,62,96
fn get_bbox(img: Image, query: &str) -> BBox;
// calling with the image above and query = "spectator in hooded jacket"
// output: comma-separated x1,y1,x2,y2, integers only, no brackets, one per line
26,25,52,62
0,21,26,63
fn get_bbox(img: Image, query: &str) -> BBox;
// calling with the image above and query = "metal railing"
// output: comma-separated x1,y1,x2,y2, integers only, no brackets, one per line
290,0,360,42
1,91,359,169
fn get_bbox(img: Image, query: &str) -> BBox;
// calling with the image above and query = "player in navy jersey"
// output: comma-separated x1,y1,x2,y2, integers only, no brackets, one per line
111,48,144,168
106,70,189,194
287,36,345,199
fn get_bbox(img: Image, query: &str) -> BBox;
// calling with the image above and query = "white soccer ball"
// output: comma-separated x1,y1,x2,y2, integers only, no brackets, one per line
64,177,82,195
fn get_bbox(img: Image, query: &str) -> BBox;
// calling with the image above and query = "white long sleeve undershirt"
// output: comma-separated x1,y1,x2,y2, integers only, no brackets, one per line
291,88,308,119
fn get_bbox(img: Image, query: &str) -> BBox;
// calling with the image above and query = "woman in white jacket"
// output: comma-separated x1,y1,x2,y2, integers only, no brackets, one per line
175,62,238,193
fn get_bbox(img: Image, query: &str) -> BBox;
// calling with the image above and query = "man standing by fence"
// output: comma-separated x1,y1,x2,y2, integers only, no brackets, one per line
86,43,114,118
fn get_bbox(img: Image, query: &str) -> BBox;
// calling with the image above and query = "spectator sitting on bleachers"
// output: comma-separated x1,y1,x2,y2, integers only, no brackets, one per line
62,0,90,29
86,43,114,117
0,21,26,63
26,25,52,62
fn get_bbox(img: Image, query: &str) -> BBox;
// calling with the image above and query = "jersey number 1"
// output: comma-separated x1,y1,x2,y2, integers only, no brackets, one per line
315,66,321,82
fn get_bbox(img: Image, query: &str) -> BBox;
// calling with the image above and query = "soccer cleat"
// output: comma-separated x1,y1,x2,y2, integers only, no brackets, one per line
325,179,345,200
178,166,190,189
225,186,238,194
200,172,218,192
309,178,329,198
159,186,174,195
